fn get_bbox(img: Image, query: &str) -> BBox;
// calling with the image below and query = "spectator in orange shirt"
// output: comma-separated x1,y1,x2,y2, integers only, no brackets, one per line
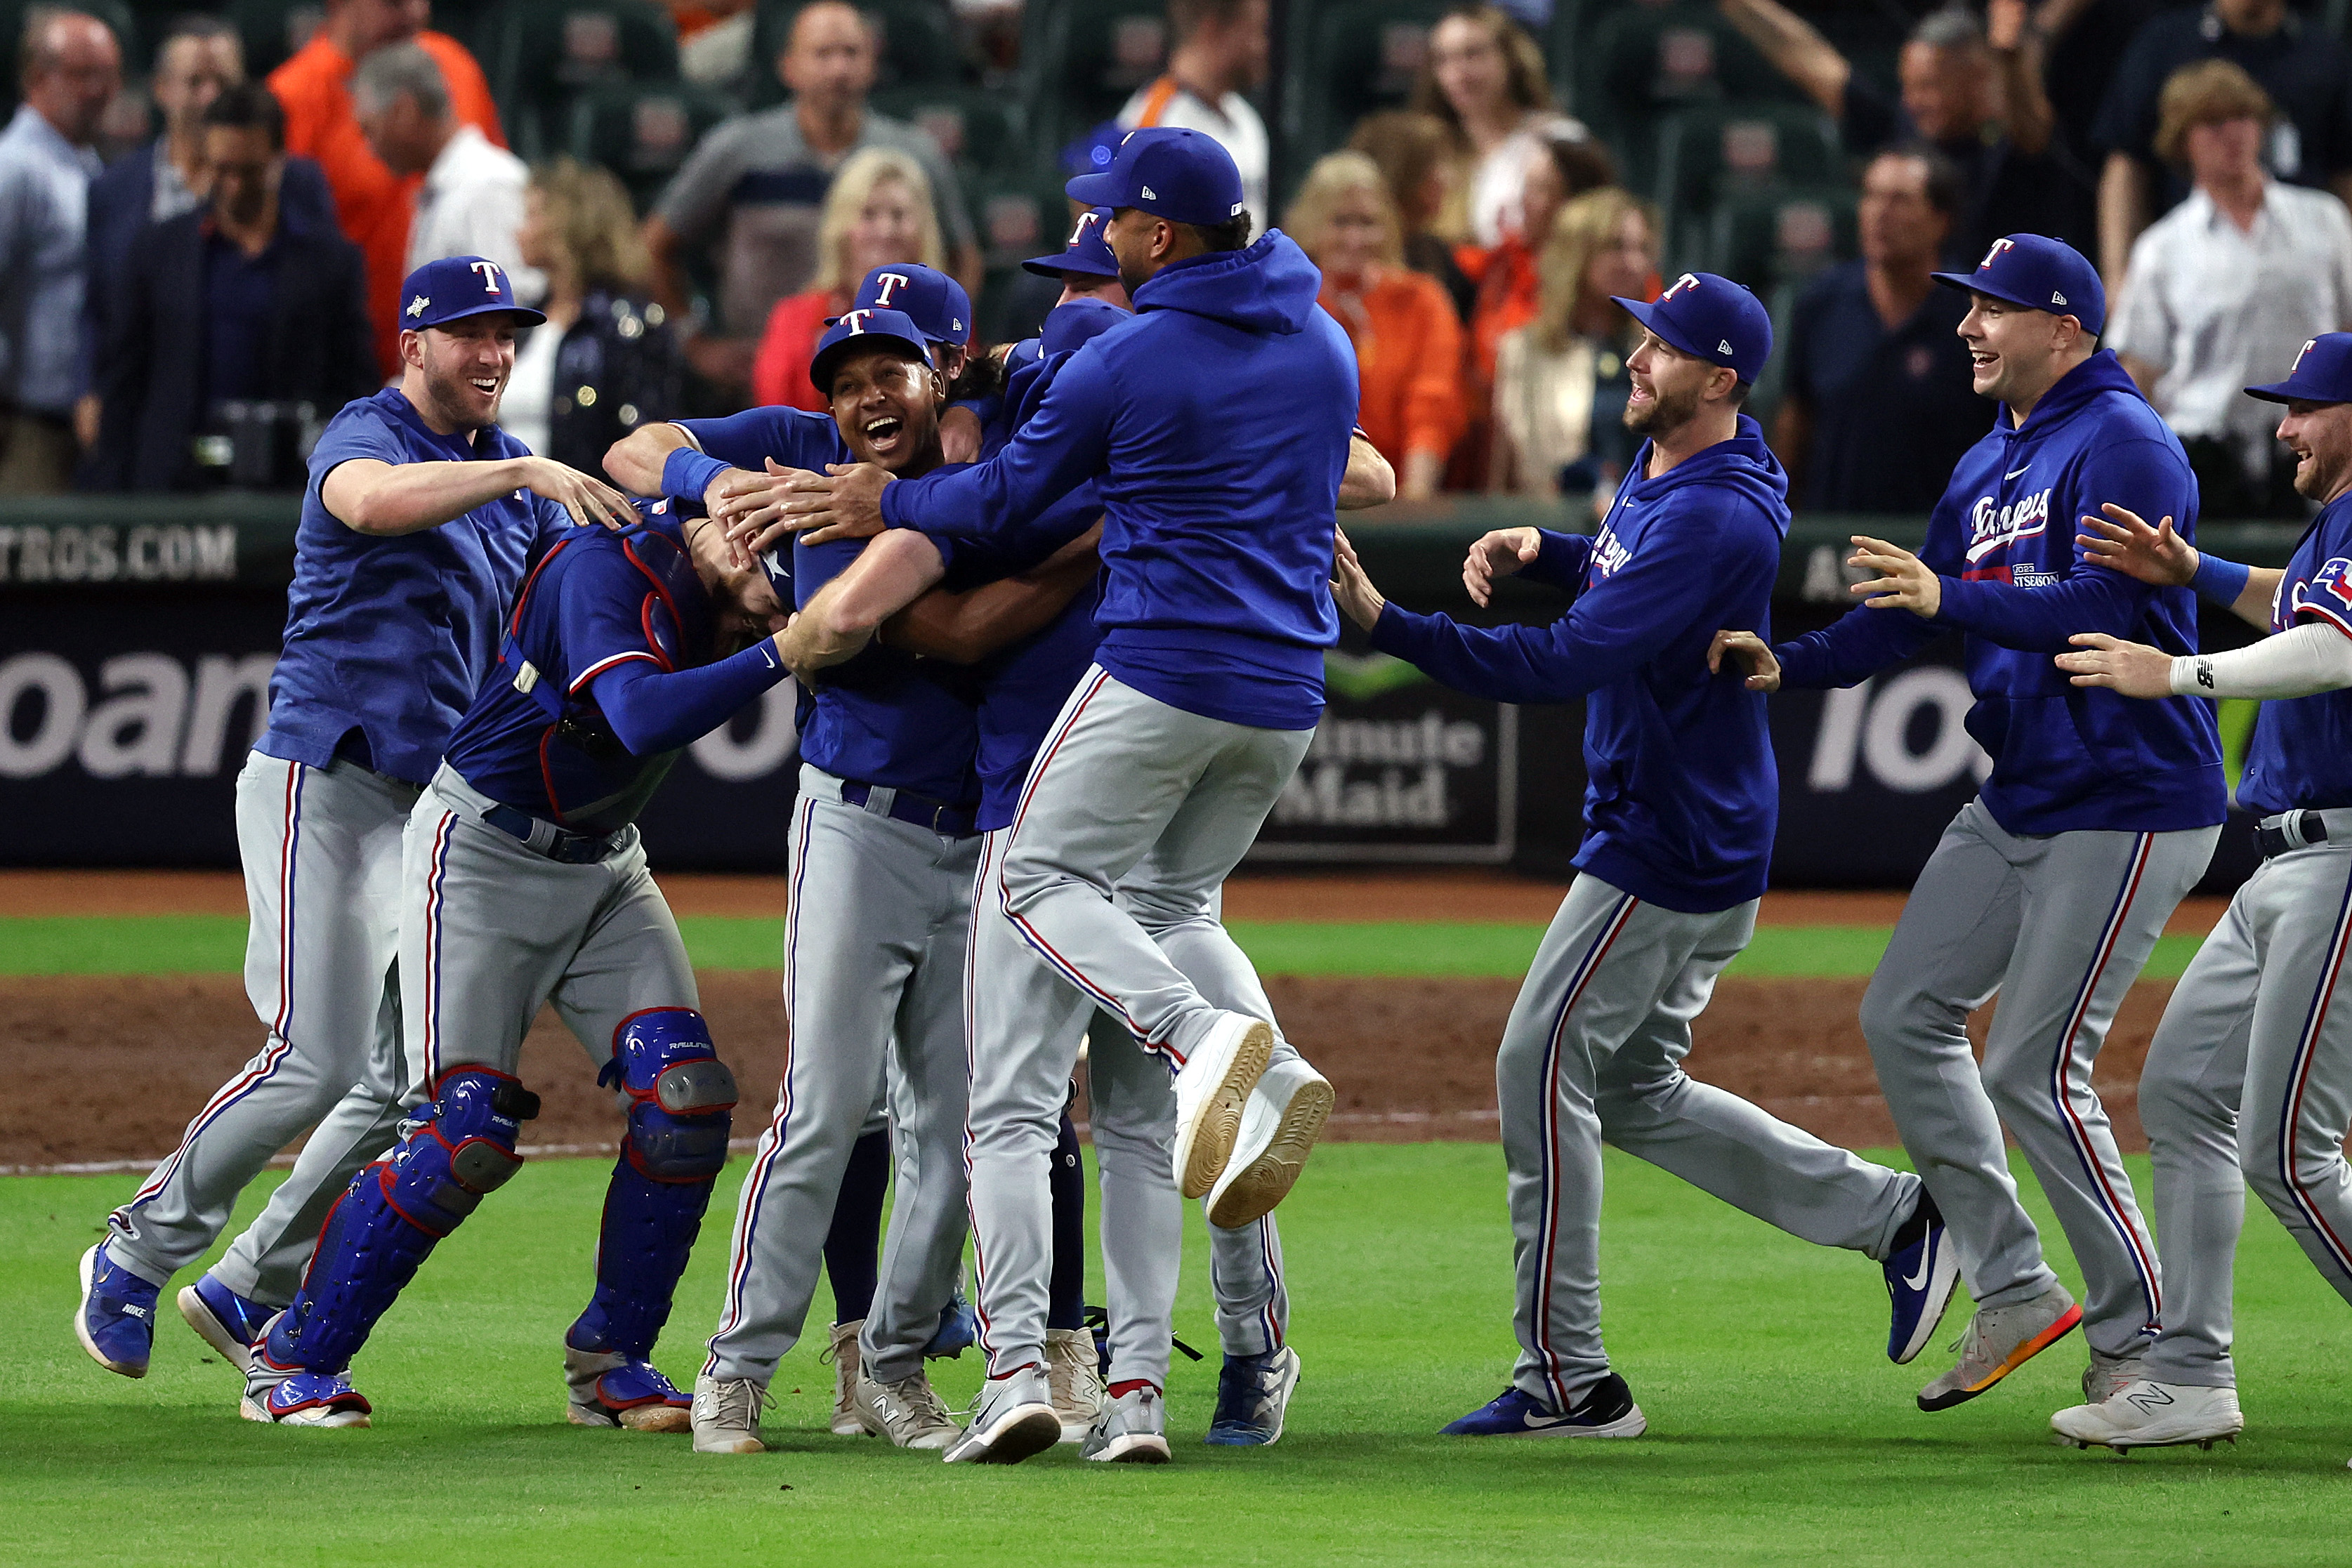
268,0,504,377
1285,150,1464,501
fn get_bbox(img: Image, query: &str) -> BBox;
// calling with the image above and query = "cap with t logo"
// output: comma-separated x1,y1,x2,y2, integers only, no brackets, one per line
398,254,546,330
808,306,933,395
2246,331,2352,405
1930,233,2105,336
832,263,971,348
1023,206,1120,280
1609,271,1773,383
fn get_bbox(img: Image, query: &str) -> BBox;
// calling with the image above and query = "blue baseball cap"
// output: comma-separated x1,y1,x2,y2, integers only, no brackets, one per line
1931,233,2105,336
398,255,545,330
808,307,933,395
1066,127,1245,228
2247,332,2352,404
832,264,970,348
1610,271,1773,383
1023,206,1119,280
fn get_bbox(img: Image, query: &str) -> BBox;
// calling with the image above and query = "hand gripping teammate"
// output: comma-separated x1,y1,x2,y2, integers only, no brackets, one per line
1712,235,2225,1412
2039,334,2352,1458
747,129,1358,1463
75,257,633,1382
1333,275,1945,1439
237,500,785,1426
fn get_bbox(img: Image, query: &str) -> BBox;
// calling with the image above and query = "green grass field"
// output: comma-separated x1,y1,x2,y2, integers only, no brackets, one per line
0,914,2213,980
7,1147,2347,1567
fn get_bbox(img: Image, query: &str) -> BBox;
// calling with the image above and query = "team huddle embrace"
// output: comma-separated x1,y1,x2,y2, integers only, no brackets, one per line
70,129,2352,1471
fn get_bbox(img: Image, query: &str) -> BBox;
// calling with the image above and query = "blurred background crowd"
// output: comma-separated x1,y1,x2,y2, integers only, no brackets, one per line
3,0,2348,518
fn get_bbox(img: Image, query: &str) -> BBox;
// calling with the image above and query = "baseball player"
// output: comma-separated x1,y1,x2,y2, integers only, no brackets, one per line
2042,333,2352,1457
759,127,1359,1465
1331,275,1947,1438
239,500,787,1426
1712,235,2224,1412
74,256,634,1382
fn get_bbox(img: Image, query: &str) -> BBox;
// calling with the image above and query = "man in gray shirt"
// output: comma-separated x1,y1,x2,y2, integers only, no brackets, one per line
641,0,976,395
0,8,116,492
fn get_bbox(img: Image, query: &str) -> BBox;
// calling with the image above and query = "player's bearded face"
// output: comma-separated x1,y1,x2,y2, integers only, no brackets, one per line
1623,334,1707,437
829,348,942,474
413,319,519,430
2278,401,2352,503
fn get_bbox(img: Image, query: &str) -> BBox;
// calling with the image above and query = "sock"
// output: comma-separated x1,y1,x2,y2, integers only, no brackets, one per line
1891,1184,1942,1255
1108,1378,1158,1399
1047,1109,1087,1331
824,1130,890,1324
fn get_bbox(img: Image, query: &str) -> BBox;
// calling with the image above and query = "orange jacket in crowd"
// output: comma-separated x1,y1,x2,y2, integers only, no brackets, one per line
1315,264,1465,477
271,32,505,378
749,289,848,413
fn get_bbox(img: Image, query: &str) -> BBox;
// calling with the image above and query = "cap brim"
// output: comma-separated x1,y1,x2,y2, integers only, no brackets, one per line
1929,271,2087,328
1610,295,1712,363
420,302,547,329
1065,171,1122,206
808,331,933,395
1020,251,1119,279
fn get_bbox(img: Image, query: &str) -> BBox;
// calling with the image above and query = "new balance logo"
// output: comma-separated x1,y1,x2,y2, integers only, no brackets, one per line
2127,1385,2176,1416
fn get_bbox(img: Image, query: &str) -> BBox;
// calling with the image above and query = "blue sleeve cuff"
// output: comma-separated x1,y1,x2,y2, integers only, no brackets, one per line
1522,529,1594,593
662,447,728,505
2189,551,2252,607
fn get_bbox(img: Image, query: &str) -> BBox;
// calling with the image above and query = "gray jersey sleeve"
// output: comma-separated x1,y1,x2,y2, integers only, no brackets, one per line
652,116,750,246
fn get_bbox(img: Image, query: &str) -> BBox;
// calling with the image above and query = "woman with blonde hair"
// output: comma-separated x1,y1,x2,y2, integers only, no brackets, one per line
508,156,683,468
1491,187,1659,507
1411,2,1603,249
1287,150,1466,500
750,146,945,411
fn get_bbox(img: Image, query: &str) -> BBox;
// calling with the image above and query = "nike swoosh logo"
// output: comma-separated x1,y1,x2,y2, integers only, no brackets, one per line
2006,466,2030,480
1900,1248,1933,1293
1521,1409,1569,1430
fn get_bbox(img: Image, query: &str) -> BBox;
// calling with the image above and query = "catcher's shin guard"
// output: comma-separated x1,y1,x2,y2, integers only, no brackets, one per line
570,1009,737,1360
261,1070,539,1375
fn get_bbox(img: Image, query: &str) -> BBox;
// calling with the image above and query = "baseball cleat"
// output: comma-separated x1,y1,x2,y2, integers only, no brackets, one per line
75,1241,157,1378
1205,1345,1301,1446
239,1371,372,1428
1917,1283,2082,1411
822,1318,867,1437
941,1366,1061,1465
690,1373,768,1454
1082,1383,1171,1463
564,1345,692,1431
926,1291,978,1360
2051,1380,2243,1453
1882,1187,1961,1364
1205,1058,1334,1229
1441,1374,1646,1438
178,1274,277,1373
1169,1012,1275,1199
1046,1326,1107,1442
853,1367,962,1449
2082,1338,2154,1406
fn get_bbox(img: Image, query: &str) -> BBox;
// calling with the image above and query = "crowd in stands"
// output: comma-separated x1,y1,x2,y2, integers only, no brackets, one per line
0,0,2348,517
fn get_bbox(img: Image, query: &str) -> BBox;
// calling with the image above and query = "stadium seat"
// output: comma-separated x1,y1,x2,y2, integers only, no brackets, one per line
1707,182,1857,290
747,0,966,110
1019,0,1169,165
483,0,681,158
1650,101,1844,271
1574,1,1799,191
1281,0,1445,178
567,81,735,211
871,82,1024,181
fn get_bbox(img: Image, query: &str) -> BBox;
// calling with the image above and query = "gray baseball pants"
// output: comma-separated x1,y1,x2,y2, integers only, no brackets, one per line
704,765,976,1388
1860,799,2218,1355
2139,815,2352,1388
107,751,416,1300
1506,874,1919,1409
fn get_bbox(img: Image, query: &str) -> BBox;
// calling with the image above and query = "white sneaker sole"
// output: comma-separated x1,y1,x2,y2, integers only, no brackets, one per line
569,1400,692,1432
691,1427,766,1455
1171,1017,1274,1199
944,1402,1061,1465
2051,1397,2245,1452
237,1394,369,1428
178,1285,262,1373
1207,1069,1334,1230
1085,1432,1171,1463
1512,1405,1648,1439
74,1245,146,1379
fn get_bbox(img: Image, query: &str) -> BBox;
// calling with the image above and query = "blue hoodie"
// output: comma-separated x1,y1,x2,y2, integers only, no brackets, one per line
1369,416,1790,914
1773,350,2223,835
879,230,1358,731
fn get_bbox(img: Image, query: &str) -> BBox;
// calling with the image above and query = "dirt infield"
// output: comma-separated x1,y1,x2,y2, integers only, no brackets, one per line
7,969,2172,1171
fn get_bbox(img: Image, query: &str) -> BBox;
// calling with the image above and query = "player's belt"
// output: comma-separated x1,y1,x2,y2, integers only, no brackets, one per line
2255,808,2352,860
836,779,978,838
481,801,626,864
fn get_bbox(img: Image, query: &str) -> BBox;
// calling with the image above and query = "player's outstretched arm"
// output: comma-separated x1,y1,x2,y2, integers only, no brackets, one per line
322,454,635,536
1331,527,1390,631
1339,433,1396,510
2058,624,2352,700
1462,527,1542,607
883,522,1105,663
2076,503,2280,630
604,421,694,495
1707,630,1782,692
776,528,950,680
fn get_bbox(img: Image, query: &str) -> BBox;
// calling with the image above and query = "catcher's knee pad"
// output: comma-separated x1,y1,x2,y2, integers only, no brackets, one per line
263,1070,540,1374
572,1011,737,1360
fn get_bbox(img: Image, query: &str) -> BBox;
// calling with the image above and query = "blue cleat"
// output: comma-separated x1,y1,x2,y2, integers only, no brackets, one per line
178,1274,279,1373
240,1370,372,1428
1441,1375,1646,1438
924,1291,978,1359
1883,1187,1962,1365
74,1241,158,1378
1204,1345,1301,1446
565,1345,692,1431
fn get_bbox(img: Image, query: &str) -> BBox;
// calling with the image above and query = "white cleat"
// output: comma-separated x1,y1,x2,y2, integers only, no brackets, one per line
852,1367,962,1450
2082,1343,2152,1406
1046,1326,1106,1443
1169,1013,1274,1199
1205,1056,1333,1229
2051,1380,2244,1453
690,1373,769,1454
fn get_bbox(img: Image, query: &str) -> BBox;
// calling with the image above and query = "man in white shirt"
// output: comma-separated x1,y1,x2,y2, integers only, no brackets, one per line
2110,58,2352,516
353,40,544,301
1117,0,1269,237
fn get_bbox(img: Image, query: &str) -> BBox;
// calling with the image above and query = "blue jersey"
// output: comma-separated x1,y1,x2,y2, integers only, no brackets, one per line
256,388,566,785
880,232,1356,732
1370,417,1791,914
2238,494,2352,816
674,405,980,803
1774,351,2225,836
